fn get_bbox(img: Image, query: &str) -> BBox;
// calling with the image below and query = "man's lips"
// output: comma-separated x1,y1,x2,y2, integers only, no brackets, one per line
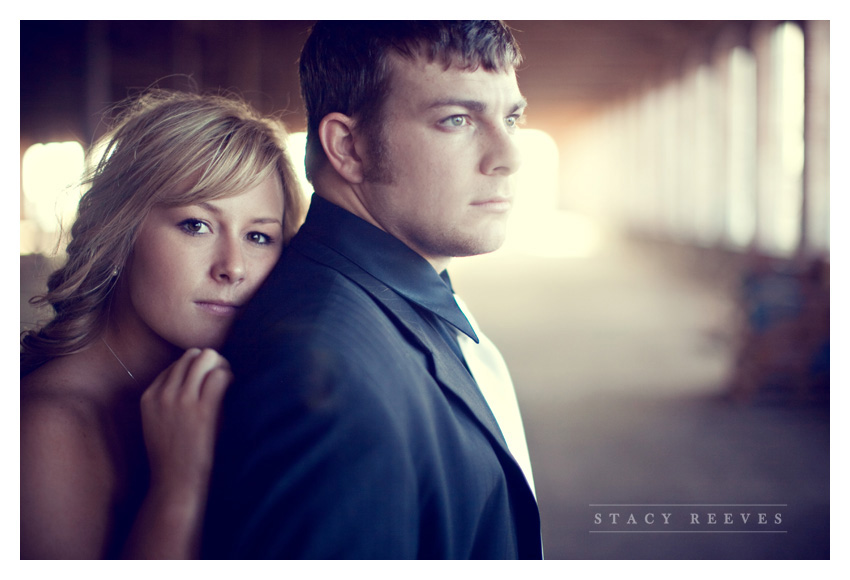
471,197,513,211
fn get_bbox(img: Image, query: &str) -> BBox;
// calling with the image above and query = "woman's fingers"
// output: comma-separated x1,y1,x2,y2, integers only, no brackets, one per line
181,349,232,401
145,348,203,395
139,349,233,489
200,366,233,414
144,348,230,403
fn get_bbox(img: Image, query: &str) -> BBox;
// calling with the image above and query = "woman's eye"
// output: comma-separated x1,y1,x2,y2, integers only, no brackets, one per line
179,219,210,235
248,232,274,245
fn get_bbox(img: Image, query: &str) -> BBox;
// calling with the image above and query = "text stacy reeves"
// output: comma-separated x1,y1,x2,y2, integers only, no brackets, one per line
590,508,785,532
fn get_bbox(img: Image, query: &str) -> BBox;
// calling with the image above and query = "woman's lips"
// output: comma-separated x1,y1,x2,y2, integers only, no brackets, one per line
195,301,240,316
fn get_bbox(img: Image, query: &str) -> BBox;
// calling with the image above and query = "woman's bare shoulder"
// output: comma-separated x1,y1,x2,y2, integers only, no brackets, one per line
21,356,115,471
20,357,121,559
20,353,125,493
22,356,105,421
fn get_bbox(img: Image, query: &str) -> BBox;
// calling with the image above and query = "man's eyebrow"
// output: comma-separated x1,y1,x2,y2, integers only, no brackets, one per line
428,97,528,113
428,99,487,112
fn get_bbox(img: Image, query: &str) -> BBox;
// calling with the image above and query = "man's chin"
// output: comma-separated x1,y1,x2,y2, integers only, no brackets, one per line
453,235,508,258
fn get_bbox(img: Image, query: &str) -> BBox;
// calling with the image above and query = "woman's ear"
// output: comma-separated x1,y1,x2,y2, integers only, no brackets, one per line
318,113,365,184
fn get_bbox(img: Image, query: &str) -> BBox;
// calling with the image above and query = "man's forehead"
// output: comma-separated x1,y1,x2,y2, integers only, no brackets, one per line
387,53,521,100
386,39,517,68
388,50,516,78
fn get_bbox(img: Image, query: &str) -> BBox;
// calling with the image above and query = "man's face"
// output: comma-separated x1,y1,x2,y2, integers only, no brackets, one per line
356,55,526,270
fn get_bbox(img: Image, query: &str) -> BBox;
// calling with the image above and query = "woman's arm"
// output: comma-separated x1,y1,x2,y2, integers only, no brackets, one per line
122,348,231,559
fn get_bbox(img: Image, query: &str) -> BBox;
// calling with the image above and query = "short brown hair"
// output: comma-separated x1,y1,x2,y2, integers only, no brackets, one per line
299,21,522,180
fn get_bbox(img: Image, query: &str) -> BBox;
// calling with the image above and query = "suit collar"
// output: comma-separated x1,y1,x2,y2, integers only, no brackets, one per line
291,196,514,462
285,232,541,551
297,195,478,342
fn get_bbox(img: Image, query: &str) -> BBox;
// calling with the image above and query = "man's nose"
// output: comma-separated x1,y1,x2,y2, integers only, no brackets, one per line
480,124,522,177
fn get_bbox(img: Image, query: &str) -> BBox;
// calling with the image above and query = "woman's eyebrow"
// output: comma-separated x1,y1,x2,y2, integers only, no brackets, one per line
250,217,283,225
195,201,282,225
196,201,222,214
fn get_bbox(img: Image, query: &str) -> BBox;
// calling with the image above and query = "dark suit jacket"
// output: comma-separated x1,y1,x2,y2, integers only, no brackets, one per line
202,196,541,559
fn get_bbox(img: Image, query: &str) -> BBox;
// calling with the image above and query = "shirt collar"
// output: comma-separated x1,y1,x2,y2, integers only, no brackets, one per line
298,195,478,342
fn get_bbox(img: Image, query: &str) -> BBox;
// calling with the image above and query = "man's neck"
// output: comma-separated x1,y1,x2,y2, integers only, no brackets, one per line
313,189,451,274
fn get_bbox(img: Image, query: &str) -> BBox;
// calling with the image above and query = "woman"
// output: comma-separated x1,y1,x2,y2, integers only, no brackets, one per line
20,90,306,559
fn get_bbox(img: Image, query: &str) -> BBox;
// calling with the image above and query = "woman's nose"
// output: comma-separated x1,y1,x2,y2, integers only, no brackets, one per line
211,238,246,284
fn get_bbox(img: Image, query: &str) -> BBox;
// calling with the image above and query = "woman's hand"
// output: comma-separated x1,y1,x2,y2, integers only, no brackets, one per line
125,348,232,559
140,348,232,494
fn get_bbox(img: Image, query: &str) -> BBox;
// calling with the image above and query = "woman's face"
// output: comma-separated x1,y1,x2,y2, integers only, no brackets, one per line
121,174,285,351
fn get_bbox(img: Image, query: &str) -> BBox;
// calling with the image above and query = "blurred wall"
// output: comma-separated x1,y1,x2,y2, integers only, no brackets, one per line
20,20,829,261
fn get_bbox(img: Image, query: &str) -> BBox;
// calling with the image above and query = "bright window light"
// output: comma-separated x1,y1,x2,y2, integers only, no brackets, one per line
503,128,602,259
759,22,805,257
21,141,85,254
286,132,312,199
775,22,806,255
726,45,758,250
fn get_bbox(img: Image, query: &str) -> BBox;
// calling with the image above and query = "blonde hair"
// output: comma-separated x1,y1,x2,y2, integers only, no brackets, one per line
21,90,306,375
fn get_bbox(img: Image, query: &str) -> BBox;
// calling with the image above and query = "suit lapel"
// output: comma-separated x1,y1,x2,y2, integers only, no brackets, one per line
294,235,541,554
294,239,514,462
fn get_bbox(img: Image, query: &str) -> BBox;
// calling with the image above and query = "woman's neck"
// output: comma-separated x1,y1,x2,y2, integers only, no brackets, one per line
99,324,182,390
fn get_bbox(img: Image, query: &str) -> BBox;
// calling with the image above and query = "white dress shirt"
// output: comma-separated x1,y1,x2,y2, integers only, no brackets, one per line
453,294,536,497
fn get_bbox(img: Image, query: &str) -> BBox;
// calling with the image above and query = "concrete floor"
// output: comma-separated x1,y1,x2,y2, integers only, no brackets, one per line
449,229,830,560
20,225,830,560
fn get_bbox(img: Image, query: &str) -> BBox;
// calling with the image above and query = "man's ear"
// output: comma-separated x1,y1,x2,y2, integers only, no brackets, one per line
318,113,365,183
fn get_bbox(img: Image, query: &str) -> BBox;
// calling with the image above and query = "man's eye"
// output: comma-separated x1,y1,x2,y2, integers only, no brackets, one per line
506,115,523,129
443,115,468,128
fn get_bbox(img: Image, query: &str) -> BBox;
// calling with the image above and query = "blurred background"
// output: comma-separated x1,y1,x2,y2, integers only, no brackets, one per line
20,21,830,559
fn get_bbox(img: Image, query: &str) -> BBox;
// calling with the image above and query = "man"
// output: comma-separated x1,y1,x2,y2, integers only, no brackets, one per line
203,21,542,559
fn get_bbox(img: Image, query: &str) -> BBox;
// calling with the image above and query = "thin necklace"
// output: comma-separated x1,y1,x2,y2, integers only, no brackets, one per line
101,337,137,382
